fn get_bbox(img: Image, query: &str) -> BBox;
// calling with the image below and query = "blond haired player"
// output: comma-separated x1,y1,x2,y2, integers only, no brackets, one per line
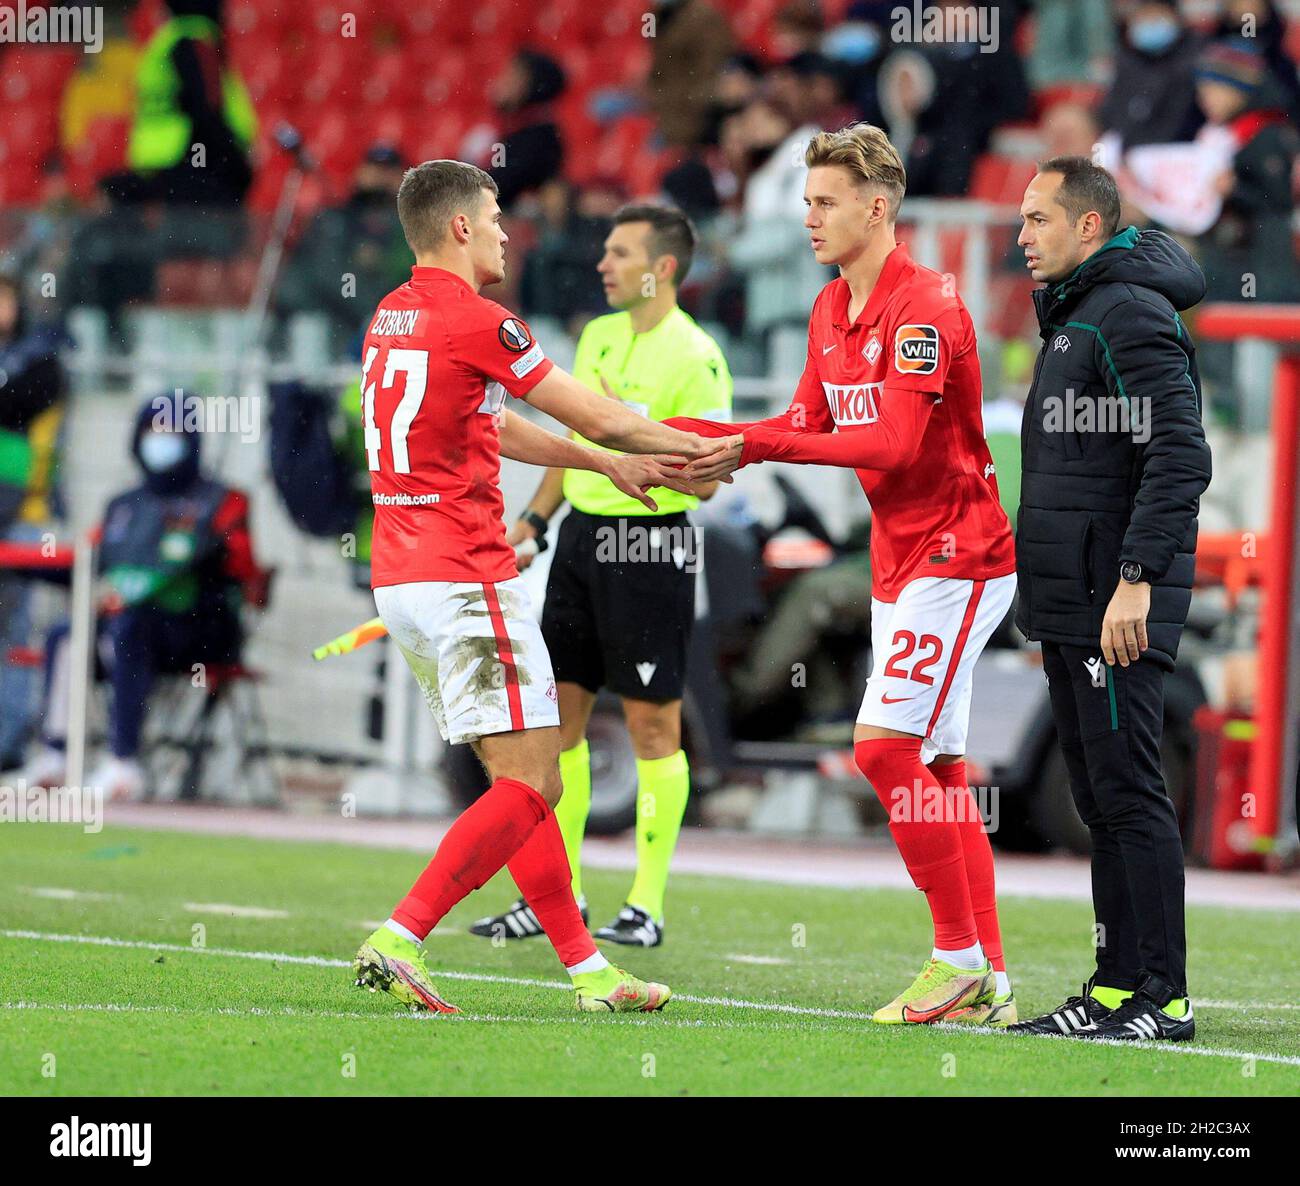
670,125,1019,1025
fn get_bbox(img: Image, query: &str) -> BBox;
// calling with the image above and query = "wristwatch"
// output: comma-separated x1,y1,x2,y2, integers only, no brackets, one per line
519,510,549,537
1120,561,1143,584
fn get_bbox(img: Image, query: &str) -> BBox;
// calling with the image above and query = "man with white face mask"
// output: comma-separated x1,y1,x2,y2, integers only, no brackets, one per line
23,391,267,800
1099,1,1205,150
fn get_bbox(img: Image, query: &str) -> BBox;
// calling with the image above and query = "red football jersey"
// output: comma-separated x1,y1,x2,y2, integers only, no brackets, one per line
758,244,1015,601
361,266,553,587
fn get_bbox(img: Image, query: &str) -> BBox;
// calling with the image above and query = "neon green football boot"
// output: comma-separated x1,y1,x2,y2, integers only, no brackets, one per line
353,925,459,1014
573,965,672,1013
871,958,994,1024
947,991,1018,1026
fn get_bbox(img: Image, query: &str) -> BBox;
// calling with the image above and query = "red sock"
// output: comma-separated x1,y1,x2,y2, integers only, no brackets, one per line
931,758,1005,973
507,809,599,968
392,777,548,940
855,738,977,951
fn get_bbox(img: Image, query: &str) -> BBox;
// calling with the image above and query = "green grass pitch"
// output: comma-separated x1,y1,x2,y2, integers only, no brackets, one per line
2,822,1297,1096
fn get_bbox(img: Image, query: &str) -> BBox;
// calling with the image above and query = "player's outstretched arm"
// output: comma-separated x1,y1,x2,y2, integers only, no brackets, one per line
685,386,932,482
498,409,697,510
523,367,711,459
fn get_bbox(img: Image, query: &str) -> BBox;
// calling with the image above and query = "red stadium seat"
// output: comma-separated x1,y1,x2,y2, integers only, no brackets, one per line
0,163,43,207
1031,83,1104,119
61,116,130,198
968,155,1037,206
0,45,78,103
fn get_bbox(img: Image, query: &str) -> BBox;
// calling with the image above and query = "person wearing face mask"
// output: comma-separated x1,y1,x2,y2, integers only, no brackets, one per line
1099,1,1206,150
22,391,267,801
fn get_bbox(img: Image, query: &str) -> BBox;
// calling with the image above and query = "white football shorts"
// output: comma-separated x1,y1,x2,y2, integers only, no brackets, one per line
374,576,560,745
858,573,1016,763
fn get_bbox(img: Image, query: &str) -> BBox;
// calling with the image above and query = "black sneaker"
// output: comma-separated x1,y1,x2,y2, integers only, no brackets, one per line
1005,980,1115,1037
1079,983,1195,1043
594,905,662,947
469,896,588,940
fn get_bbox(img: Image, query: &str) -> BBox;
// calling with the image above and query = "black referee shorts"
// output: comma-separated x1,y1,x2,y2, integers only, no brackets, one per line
541,508,697,702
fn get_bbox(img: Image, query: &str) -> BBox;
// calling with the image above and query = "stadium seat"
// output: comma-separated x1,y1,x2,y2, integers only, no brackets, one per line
62,116,130,197
1031,83,1104,119
969,155,1038,207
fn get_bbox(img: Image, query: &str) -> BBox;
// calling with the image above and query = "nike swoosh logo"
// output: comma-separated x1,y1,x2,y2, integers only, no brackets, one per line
900,978,980,1024
822,343,837,354
880,694,914,704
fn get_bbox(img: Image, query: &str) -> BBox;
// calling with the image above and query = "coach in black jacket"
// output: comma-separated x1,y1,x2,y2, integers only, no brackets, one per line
1008,158,1212,1044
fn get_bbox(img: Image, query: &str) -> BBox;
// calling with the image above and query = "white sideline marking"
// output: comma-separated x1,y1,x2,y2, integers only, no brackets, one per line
182,902,290,919
726,953,793,966
4,929,1300,1066
0,1000,850,1034
20,887,119,902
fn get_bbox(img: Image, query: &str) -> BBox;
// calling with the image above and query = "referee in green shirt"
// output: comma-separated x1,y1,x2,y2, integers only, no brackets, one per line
471,204,732,947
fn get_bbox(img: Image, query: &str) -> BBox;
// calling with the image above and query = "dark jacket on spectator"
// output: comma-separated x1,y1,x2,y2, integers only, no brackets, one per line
1200,88,1300,303
490,52,567,208
905,11,1031,197
1100,26,1204,149
1016,229,1212,668
1215,0,1300,125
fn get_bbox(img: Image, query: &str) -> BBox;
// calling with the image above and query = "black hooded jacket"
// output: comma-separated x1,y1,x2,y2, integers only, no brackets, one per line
1015,227,1213,667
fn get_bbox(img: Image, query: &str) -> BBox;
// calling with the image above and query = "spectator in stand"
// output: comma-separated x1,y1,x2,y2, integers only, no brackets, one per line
483,49,567,209
1194,39,1300,423
112,0,257,208
701,52,765,151
770,52,860,134
646,0,736,149
277,143,412,357
519,178,613,336
770,0,825,60
0,273,68,771
1029,0,1115,87
66,0,257,331
726,93,832,344
891,0,1032,196
1100,1,1205,149
822,2,893,128
1042,101,1103,159
23,391,268,801
1195,39,1299,304
1214,0,1300,124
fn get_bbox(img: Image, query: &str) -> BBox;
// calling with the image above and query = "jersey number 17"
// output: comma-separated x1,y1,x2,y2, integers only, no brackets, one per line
363,342,445,473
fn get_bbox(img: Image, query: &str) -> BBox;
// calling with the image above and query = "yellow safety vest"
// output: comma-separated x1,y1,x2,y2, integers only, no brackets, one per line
127,15,257,172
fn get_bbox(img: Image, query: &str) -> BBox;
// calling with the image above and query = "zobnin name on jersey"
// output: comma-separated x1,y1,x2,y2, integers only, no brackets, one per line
823,380,883,426
369,309,421,337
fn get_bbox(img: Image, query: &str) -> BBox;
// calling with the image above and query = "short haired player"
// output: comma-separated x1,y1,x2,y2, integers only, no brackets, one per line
468,204,732,950
350,160,713,1014
669,125,1020,1025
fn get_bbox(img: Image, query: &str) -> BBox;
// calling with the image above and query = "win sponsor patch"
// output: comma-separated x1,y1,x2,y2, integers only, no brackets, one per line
894,324,939,375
